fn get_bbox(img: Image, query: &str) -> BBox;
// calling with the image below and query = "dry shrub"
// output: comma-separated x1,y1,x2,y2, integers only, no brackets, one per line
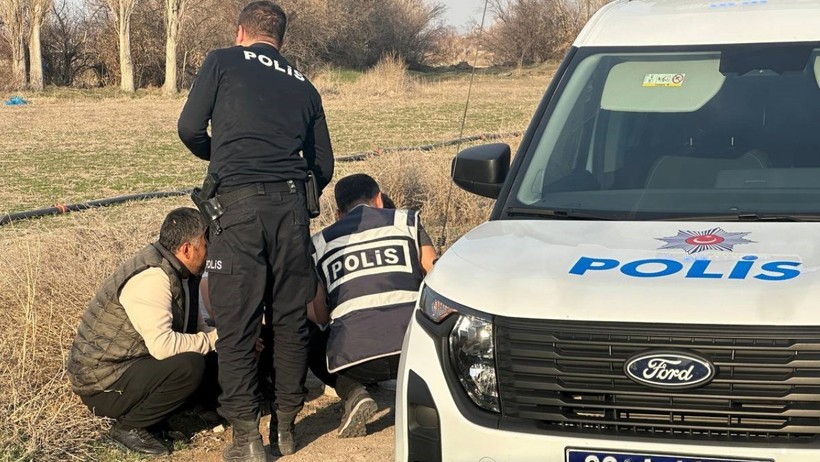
347,53,416,98
307,65,346,96
277,0,446,69
485,0,594,65
0,198,189,461
312,145,496,247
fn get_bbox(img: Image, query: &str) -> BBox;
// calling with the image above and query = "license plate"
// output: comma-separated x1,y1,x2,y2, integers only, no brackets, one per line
566,449,763,462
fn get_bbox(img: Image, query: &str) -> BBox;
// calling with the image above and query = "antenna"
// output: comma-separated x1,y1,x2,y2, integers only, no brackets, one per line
436,0,491,255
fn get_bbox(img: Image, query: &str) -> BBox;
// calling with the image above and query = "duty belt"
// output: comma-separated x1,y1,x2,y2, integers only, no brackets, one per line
217,180,299,208
193,179,301,237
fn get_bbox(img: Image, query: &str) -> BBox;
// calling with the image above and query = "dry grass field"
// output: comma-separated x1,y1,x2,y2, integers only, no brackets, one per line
0,60,554,461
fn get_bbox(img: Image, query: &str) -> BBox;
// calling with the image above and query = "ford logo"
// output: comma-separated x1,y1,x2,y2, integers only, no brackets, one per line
624,351,716,389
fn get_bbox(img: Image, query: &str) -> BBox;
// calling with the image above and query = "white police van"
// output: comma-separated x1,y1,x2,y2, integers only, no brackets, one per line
396,1,820,461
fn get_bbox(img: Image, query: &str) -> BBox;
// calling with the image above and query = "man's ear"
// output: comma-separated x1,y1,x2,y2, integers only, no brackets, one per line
235,25,245,46
373,192,384,209
178,241,194,260
334,209,342,221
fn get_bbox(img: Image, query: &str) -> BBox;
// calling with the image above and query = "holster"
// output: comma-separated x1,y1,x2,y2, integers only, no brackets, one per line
191,173,225,236
306,170,320,219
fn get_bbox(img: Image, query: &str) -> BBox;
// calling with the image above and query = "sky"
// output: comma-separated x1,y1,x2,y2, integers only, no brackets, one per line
440,0,490,32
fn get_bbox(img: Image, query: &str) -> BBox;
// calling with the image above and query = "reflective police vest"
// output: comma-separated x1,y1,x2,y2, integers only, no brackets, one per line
312,205,424,373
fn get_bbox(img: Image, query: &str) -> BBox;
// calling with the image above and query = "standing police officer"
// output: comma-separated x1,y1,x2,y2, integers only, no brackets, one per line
177,2,333,461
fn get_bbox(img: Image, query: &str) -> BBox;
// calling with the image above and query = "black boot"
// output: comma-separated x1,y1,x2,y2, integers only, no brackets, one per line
271,409,300,456
222,417,266,462
338,386,377,438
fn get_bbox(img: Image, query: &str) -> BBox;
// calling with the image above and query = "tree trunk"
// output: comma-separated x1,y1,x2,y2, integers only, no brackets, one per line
162,0,183,95
2,0,28,89
118,4,135,92
11,34,26,88
28,2,45,91
28,24,43,90
181,48,189,88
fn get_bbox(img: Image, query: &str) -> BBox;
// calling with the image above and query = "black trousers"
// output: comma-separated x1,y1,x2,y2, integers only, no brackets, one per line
307,323,400,401
81,352,219,429
260,321,336,422
208,184,314,422
306,322,337,389
335,356,401,401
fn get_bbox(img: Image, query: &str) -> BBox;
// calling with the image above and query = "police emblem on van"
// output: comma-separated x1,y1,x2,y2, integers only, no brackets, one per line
657,228,753,254
625,351,715,389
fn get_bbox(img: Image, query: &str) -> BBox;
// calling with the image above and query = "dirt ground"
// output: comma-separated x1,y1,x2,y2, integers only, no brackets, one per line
163,374,396,462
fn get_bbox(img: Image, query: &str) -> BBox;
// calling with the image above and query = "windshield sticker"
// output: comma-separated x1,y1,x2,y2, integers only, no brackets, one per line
710,0,768,8
657,228,753,254
643,73,686,87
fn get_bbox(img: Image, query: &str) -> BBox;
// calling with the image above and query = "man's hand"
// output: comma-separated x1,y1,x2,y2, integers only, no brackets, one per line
420,244,437,275
307,286,330,325
207,329,219,352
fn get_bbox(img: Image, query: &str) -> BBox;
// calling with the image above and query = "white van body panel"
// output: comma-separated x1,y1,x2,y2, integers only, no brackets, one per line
575,0,820,47
396,319,820,462
427,220,818,325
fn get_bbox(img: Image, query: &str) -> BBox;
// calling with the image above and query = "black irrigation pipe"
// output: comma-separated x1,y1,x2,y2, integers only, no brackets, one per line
336,131,523,162
0,190,192,226
1,131,523,227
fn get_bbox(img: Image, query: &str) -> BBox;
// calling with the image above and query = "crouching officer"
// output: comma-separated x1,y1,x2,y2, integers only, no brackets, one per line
66,208,218,455
177,1,334,460
309,174,437,437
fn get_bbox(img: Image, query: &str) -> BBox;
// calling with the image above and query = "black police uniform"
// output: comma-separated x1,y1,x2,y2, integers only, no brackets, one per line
178,42,334,424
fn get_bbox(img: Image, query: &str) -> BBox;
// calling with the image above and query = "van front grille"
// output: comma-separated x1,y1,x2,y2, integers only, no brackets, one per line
494,319,820,442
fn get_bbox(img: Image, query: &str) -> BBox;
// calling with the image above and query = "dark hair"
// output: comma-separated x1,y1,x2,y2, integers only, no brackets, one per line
381,193,396,209
335,174,380,214
158,208,208,252
239,1,287,46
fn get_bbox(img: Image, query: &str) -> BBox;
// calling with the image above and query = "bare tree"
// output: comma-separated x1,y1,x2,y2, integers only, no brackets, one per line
28,0,51,90
162,0,183,94
485,0,583,66
105,0,137,91
43,0,96,86
274,0,446,70
0,0,27,88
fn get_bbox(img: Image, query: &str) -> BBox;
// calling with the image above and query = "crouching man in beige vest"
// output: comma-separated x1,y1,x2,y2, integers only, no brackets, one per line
67,207,219,455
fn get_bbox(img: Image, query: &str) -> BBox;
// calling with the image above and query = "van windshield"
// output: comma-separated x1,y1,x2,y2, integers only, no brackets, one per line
509,44,820,220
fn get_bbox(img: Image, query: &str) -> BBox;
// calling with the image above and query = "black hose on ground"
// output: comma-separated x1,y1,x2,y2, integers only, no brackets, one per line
1,131,523,227
336,131,522,162
0,190,192,226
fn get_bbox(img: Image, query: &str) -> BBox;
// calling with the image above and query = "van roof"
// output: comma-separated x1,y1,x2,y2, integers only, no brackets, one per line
575,0,820,47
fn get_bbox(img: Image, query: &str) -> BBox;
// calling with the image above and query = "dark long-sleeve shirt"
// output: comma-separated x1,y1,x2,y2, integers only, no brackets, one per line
178,43,334,191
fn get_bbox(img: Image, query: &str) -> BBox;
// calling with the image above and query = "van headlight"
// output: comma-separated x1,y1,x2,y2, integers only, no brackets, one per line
450,314,500,413
419,286,500,413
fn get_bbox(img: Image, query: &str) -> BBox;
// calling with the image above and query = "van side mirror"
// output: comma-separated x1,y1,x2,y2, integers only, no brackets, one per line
451,143,511,199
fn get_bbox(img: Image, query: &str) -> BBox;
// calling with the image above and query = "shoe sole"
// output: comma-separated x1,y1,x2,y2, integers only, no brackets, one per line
338,397,377,438
222,455,266,462
222,443,266,462
271,431,295,457
222,454,266,462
